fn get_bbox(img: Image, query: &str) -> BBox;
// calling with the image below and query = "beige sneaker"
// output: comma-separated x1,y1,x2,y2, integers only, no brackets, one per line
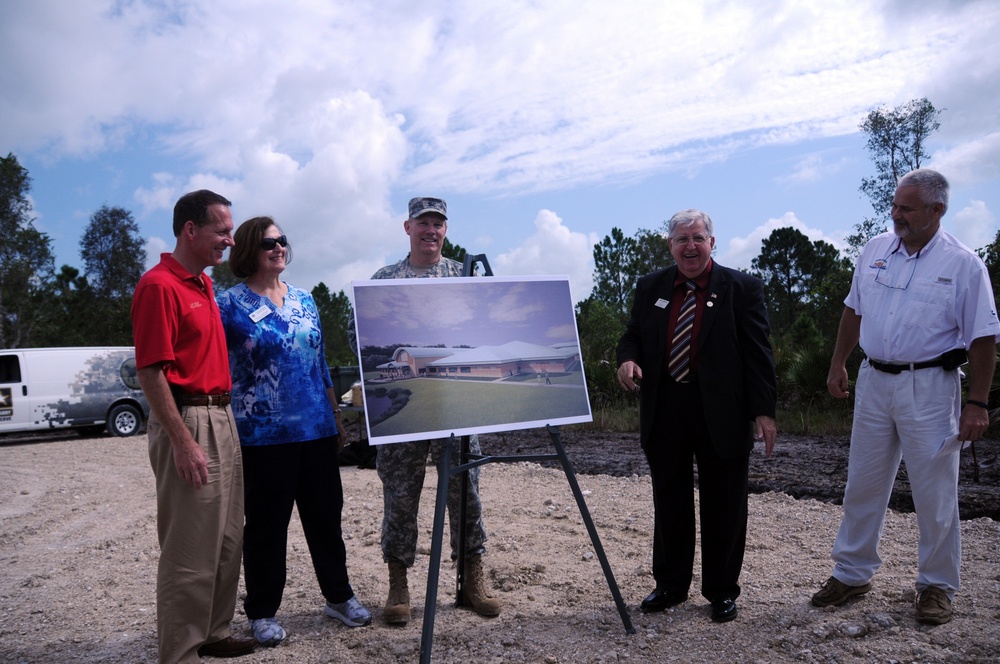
811,576,872,607
915,587,953,625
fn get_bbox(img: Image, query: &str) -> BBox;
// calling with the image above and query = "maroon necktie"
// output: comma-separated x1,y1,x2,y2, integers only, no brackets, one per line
668,281,697,383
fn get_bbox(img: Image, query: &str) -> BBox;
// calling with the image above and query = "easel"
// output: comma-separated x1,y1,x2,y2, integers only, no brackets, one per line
419,426,635,662
415,253,634,662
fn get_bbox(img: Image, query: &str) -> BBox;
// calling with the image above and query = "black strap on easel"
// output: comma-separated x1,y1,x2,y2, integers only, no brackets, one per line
419,425,635,663
462,253,493,277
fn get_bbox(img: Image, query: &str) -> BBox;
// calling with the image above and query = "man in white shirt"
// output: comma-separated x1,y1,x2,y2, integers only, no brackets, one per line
811,169,999,625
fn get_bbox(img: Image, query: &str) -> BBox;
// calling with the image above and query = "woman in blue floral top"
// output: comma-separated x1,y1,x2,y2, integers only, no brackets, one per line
216,217,370,646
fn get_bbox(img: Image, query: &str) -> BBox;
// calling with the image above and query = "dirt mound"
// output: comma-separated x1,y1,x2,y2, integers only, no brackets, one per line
478,429,1000,520
2,432,998,663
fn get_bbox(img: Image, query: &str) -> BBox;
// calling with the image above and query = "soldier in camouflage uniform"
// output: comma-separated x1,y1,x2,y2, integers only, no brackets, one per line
366,197,500,625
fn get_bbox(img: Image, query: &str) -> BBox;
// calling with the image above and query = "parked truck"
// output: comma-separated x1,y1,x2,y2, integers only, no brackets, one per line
0,347,149,437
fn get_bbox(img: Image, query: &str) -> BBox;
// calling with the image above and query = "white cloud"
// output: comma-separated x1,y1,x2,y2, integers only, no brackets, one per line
143,237,170,271
929,133,1000,188
947,200,996,252
777,153,852,184
3,0,1000,301
494,210,598,304
719,212,847,271
5,0,993,192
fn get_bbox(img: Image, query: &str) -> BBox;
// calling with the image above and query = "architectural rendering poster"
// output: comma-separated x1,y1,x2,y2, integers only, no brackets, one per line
351,275,593,445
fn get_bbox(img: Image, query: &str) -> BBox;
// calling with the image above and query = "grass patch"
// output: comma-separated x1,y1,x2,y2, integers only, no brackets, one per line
576,405,640,432
369,378,590,437
561,403,852,436
504,372,581,386
776,405,853,436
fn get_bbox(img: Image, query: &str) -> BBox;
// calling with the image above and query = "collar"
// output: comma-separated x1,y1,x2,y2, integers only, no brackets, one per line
405,252,442,271
673,259,713,291
159,252,212,293
901,227,943,258
160,252,202,282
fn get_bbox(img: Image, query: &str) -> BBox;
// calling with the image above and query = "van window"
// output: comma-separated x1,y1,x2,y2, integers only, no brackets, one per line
0,356,21,383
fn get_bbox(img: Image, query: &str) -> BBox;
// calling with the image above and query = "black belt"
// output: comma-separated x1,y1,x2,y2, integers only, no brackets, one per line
866,349,965,375
178,393,231,407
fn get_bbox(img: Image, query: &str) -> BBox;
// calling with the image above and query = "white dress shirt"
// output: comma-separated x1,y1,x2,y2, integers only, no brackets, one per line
846,229,1000,363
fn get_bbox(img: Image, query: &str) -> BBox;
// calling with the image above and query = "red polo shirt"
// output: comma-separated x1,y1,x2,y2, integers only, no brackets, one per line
132,253,232,394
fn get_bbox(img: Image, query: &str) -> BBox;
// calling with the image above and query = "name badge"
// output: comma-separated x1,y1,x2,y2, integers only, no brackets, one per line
655,298,669,309
249,305,271,323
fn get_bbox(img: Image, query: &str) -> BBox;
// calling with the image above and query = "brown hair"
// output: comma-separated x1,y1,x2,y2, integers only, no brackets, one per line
172,189,231,236
229,216,293,278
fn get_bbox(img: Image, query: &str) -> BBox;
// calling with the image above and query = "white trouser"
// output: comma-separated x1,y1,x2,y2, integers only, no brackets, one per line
831,361,962,597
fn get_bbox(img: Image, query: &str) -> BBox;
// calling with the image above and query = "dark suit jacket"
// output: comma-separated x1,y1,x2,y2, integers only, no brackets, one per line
616,263,776,460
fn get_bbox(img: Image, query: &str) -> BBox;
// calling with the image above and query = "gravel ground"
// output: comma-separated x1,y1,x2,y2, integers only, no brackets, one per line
1,429,998,663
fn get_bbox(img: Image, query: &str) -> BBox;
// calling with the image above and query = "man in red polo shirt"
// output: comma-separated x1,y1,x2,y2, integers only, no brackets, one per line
132,190,256,663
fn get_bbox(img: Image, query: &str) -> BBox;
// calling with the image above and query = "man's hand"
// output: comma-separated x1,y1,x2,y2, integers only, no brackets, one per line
755,415,777,457
958,404,991,442
172,437,209,489
827,365,850,399
616,361,642,392
335,410,347,453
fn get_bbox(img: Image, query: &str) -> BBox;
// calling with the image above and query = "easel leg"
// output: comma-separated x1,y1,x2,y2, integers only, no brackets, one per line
548,425,636,634
456,434,470,606
419,438,452,663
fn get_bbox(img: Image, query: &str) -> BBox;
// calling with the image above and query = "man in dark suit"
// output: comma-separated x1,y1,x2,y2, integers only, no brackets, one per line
616,208,777,623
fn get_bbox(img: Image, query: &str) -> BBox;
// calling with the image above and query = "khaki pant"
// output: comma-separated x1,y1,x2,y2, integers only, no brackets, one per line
148,405,244,664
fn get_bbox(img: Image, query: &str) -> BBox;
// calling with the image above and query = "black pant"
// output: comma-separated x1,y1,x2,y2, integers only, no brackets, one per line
644,378,749,602
242,437,354,619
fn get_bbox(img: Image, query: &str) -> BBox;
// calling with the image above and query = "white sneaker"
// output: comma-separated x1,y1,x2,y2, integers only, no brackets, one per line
325,596,373,627
250,617,286,646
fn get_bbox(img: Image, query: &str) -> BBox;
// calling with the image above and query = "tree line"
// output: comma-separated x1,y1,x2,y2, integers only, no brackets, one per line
0,154,358,367
4,98,997,418
577,99,1000,417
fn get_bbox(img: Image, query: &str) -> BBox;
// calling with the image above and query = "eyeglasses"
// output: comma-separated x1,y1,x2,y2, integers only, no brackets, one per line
873,240,920,290
671,234,709,246
260,235,288,251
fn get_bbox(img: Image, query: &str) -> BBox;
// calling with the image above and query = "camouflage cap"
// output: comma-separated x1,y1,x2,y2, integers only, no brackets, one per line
408,197,447,220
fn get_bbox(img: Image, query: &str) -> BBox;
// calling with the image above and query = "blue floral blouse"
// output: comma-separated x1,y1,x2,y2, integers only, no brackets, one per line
216,282,337,446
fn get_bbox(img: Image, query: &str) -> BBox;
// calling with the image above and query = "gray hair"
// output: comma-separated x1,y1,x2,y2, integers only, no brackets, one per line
898,168,950,214
667,209,714,238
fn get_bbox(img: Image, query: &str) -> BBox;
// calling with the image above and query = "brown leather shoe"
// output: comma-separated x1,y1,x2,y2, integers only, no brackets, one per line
811,576,872,607
197,636,257,658
915,587,953,625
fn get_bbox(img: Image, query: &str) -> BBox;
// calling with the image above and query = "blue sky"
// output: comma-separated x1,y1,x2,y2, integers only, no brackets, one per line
3,1,998,305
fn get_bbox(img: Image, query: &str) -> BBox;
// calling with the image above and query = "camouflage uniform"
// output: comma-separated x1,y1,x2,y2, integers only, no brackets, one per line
369,254,487,566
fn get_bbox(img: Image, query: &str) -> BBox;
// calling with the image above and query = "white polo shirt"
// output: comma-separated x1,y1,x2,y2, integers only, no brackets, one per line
846,229,1000,363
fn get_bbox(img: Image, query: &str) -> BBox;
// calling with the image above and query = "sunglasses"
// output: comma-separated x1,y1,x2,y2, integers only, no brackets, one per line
260,235,288,251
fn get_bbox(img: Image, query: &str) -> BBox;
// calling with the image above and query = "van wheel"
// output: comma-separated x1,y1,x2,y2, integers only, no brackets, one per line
109,404,143,437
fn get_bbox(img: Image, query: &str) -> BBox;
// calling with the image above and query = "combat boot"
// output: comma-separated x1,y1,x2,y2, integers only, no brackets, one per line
384,561,411,625
462,554,501,616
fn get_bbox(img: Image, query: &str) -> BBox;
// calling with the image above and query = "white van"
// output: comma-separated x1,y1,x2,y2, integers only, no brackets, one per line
0,347,149,437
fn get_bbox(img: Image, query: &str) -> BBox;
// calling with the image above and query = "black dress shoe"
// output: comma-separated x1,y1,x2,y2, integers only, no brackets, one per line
197,636,257,658
641,588,688,612
710,598,738,623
